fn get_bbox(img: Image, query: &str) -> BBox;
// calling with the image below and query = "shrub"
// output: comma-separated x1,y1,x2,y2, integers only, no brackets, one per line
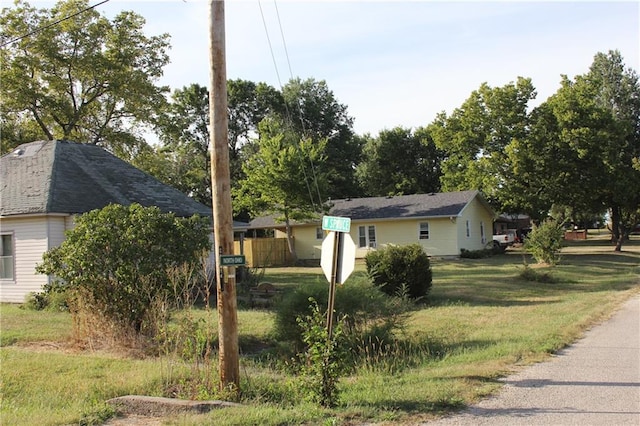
460,248,493,259
36,203,211,342
524,219,565,265
296,298,349,408
365,244,432,300
273,278,410,355
23,282,69,311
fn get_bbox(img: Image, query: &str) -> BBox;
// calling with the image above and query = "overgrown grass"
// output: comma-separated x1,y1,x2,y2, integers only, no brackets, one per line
1,235,638,425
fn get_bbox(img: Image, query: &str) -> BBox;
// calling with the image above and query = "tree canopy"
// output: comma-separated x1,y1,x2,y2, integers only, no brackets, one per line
282,78,362,199
356,126,443,196
430,77,536,208
233,117,328,261
0,0,170,157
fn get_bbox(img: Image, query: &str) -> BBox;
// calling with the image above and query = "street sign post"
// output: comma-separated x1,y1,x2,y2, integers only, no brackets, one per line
320,232,356,284
319,216,355,338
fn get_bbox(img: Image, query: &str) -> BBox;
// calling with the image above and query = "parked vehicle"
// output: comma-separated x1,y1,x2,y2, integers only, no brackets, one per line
492,229,517,251
519,227,533,242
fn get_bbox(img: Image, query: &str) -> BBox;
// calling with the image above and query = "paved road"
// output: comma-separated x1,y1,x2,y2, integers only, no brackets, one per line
427,294,640,425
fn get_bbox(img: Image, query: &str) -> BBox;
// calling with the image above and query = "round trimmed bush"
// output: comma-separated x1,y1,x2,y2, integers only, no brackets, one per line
365,244,432,301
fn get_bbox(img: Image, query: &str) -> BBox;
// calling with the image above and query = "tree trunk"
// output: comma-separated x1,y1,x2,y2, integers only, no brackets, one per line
284,213,298,264
610,206,621,244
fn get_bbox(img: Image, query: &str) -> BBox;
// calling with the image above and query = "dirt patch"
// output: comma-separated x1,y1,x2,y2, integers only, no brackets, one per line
103,396,241,425
103,414,164,426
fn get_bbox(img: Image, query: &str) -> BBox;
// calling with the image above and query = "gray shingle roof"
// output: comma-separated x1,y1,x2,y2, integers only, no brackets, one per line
248,190,493,228
1,140,213,218
330,191,484,220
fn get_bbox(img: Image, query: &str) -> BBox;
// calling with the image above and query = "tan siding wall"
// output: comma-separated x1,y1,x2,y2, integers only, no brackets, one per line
349,218,459,258
457,198,494,252
292,225,324,261
288,196,495,260
419,218,460,256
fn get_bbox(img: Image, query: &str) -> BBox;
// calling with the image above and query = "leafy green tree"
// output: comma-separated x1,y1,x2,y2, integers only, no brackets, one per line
0,0,170,157
0,114,43,154
234,117,328,262
506,51,640,249
586,51,640,247
149,81,283,207
36,204,211,338
152,84,212,205
356,126,443,196
282,78,362,199
430,77,535,209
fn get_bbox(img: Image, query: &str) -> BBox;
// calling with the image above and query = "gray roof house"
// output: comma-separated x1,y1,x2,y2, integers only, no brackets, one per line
0,140,245,302
248,190,497,260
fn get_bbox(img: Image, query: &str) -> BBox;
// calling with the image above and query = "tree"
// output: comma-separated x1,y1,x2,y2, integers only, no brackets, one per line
149,81,283,207
234,117,328,262
506,51,640,249
585,51,640,248
356,126,443,196
0,0,170,157
282,78,362,199
36,204,211,339
0,113,43,155
152,84,212,205
430,77,536,209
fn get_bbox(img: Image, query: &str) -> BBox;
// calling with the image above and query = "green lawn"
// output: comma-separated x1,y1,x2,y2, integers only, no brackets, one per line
1,235,638,425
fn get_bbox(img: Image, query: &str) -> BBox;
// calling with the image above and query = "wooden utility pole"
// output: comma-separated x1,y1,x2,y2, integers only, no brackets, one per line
208,0,240,392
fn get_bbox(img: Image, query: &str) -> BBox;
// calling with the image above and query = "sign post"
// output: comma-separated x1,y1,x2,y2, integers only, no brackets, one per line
320,216,355,337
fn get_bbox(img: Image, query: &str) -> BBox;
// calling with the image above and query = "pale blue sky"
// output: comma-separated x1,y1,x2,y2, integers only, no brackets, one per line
32,1,640,135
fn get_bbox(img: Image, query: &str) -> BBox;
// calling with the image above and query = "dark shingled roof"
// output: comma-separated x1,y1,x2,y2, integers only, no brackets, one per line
1,140,213,218
249,190,493,229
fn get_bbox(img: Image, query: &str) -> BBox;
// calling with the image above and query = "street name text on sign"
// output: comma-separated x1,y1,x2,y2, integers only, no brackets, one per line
219,255,246,266
322,215,351,233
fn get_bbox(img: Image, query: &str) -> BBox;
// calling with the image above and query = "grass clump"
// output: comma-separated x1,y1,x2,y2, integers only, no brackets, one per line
273,277,410,357
518,264,560,283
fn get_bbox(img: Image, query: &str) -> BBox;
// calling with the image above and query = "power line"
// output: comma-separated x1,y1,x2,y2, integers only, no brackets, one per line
273,0,324,210
258,0,321,213
0,0,111,48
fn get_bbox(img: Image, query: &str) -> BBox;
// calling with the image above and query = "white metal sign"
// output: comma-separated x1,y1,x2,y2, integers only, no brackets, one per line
320,231,356,284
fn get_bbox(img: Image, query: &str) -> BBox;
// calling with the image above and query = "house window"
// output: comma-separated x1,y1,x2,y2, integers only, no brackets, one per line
316,227,323,240
358,225,377,248
0,234,14,280
419,222,429,239
466,220,470,238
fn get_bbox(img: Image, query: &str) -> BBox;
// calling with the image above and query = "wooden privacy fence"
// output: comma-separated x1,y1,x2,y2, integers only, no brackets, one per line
564,230,587,240
234,238,293,267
